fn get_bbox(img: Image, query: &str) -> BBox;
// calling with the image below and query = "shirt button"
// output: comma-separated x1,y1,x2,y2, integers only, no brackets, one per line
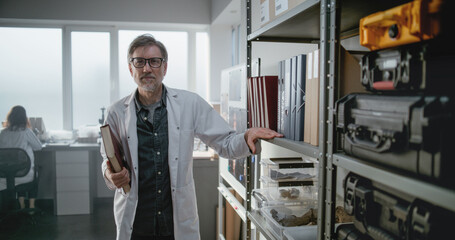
158,211,161,215
144,117,147,121
158,190,161,193
158,171,161,175
154,133,158,136
175,157,178,161
157,151,160,155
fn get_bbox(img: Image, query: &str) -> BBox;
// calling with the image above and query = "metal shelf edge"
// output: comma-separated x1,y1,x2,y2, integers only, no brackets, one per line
333,153,455,212
218,184,247,222
248,0,320,41
265,138,319,158
247,211,278,240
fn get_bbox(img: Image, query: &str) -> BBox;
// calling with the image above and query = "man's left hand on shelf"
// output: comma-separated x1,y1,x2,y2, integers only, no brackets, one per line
244,128,283,154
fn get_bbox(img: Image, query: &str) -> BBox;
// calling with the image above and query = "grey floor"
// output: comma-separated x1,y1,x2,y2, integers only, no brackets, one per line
0,198,116,240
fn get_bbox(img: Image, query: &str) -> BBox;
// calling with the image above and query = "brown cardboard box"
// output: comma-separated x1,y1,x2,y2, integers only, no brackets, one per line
274,0,307,18
303,51,313,144
310,49,319,146
216,206,225,239
234,192,243,240
225,189,242,240
259,0,274,27
339,46,366,97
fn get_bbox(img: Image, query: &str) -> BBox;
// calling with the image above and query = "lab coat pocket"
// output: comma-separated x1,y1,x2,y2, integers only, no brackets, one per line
174,181,198,222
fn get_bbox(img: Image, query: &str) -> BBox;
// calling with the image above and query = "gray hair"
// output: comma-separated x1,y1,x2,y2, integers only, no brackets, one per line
127,34,168,63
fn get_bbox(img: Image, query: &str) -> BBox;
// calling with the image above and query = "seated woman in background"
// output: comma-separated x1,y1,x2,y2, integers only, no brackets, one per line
0,105,42,209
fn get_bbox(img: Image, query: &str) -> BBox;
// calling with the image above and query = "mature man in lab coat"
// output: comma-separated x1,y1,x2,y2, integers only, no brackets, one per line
100,34,282,240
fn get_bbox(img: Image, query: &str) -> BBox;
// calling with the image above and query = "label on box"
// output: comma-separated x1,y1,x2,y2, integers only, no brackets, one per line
260,0,270,25
275,0,289,16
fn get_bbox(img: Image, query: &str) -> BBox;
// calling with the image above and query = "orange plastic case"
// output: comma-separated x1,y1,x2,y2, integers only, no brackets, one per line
360,0,442,51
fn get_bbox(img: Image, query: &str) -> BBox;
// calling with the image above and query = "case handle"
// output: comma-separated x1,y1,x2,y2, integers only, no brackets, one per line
346,124,398,153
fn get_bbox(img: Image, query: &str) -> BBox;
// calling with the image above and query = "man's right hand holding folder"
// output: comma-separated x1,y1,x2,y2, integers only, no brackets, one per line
105,161,131,192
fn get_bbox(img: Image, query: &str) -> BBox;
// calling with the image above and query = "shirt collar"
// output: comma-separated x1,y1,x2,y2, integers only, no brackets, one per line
134,85,167,114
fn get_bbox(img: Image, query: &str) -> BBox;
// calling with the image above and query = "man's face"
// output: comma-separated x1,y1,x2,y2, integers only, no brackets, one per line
129,45,167,93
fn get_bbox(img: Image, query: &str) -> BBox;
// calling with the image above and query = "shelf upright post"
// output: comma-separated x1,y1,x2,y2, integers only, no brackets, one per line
318,0,340,239
319,0,341,240
245,0,253,239
317,1,328,238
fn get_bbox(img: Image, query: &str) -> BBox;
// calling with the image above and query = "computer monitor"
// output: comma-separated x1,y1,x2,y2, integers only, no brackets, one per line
29,117,47,141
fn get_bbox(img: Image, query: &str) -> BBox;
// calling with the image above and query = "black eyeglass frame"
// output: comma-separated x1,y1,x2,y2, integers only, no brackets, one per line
129,57,166,68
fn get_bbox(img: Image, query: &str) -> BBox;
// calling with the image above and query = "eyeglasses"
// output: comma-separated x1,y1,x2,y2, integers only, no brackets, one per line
130,57,165,68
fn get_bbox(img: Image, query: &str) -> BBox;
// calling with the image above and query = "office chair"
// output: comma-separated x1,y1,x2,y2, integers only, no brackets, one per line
0,148,40,225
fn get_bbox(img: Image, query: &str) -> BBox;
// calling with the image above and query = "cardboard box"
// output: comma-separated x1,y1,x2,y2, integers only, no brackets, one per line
274,0,307,18
259,0,273,27
256,0,307,29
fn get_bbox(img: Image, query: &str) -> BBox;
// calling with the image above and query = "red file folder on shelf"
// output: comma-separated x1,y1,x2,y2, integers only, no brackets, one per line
247,76,279,131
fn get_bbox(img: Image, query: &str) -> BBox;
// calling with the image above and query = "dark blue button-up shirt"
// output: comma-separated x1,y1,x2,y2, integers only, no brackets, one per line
132,88,173,237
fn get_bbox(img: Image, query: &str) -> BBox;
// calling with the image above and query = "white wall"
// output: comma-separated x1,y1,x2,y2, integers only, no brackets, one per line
209,0,239,103
0,0,211,24
209,24,232,102
211,0,232,23
252,42,319,75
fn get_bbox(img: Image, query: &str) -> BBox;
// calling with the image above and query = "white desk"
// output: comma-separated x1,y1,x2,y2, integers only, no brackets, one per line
38,143,100,215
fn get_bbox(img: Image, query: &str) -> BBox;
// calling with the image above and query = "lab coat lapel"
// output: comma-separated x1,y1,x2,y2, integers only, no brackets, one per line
124,92,138,185
166,87,180,188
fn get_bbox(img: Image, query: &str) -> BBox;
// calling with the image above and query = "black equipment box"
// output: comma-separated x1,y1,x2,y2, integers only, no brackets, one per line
360,40,455,94
344,173,454,240
336,93,455,188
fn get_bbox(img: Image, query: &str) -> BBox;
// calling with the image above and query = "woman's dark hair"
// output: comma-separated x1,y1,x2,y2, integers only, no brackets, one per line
6,105,28,131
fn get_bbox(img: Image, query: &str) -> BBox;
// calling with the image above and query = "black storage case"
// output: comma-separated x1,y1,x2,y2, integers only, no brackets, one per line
336,93,455,188
360,40,455,94
344,173,454,240
337,223,372,240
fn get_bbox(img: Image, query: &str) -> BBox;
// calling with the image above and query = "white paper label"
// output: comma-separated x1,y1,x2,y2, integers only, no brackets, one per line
275,0,289,16
260,0,270,24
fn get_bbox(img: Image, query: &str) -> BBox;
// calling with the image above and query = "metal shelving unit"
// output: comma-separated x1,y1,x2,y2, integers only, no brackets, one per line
220,0,448,239
245,0,329,239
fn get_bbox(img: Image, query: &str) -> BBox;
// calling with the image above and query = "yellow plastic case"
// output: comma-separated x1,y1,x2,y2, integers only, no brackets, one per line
360,0,442,50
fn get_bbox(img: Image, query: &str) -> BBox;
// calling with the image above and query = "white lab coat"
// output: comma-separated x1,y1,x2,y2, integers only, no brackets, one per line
100,86,252,240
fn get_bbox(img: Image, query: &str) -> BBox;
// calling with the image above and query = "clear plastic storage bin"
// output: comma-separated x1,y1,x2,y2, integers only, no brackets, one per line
261,157,318,181
261,204,318,239
252,186,318,209
283,225,318,240
260,175,318,188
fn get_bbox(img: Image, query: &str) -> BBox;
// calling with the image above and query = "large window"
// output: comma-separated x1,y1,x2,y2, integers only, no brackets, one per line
71,31,110,129
0,27,63,130
196,32,209,100
0,25,208,131
118,30,188,98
